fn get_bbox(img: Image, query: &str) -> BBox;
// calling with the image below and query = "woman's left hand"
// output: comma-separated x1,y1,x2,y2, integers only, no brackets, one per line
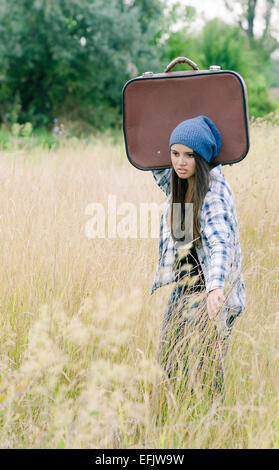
207,288,225,320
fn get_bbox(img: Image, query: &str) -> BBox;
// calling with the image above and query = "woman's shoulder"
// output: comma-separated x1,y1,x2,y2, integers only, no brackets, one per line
208,165,235,200
201,167,237,220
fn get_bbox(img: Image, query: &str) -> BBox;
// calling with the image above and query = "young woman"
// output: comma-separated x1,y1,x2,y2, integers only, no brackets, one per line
151,115,246,394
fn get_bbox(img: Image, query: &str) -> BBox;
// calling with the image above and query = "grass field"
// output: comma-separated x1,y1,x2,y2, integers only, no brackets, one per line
0,118,278,449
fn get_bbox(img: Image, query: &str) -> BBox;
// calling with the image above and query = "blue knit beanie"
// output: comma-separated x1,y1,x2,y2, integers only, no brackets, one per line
169,115,222,162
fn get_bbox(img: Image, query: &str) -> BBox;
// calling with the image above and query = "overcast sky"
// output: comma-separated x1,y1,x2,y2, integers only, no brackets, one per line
167,0,279,40
175,0,233,23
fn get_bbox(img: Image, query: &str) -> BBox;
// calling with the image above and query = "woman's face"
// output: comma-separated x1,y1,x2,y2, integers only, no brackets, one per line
170,144,196,180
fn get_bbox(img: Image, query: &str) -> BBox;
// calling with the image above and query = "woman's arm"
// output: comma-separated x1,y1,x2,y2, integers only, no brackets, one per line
202,195,235,318
151,168,171,196
202,196,234,291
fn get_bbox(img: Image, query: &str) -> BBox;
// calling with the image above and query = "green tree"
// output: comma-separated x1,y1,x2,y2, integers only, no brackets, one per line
223,0,279,85
199,20,250,72
224,0,278,40
159,4,202,70
0,0,164,129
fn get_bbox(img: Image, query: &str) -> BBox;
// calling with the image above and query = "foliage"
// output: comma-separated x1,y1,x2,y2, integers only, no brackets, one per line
159,3,200,70
224,0,278,42
0,0,164,129
223,0,279,87
0,122,58,150
246,76,277,117
0,0,278,129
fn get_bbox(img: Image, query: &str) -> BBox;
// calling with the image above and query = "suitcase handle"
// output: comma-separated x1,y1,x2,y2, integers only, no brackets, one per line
164,56,199,72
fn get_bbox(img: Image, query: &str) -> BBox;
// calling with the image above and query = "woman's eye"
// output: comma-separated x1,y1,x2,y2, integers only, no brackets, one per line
171,152,194,157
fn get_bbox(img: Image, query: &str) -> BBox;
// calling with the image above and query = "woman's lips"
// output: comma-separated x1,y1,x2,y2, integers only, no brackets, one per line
177,168,188,173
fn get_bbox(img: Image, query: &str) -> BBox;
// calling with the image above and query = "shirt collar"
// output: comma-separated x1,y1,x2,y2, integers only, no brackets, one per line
209,163,224,182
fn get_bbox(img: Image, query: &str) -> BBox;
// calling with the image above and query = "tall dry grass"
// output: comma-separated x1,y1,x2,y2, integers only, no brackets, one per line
0,120,278,448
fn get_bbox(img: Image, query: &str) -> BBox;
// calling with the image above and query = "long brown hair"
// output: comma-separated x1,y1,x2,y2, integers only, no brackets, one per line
170,152,218,248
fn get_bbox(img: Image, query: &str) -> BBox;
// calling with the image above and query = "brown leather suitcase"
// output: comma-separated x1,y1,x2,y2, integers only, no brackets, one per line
122,57,250,170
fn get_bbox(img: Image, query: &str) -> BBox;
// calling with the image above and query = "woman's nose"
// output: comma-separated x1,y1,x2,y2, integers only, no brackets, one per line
178,155,188,163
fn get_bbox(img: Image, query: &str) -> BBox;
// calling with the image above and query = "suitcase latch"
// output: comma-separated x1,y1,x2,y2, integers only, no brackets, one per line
142,71,154,77
210,65,221,71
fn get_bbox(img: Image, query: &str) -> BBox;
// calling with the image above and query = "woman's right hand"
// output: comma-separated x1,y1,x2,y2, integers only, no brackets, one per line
207,288,225,320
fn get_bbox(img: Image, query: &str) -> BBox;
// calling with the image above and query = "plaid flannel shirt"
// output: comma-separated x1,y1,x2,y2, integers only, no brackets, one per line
151,164,246,314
